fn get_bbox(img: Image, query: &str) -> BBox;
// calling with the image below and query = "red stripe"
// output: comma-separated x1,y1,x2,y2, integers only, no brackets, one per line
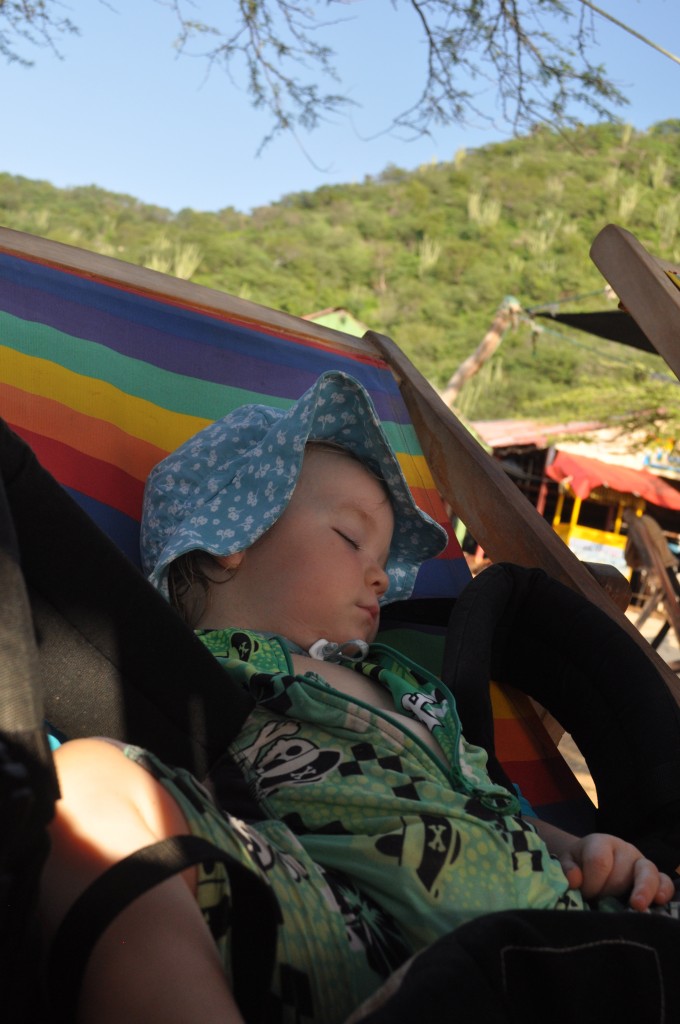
503,757,587,806
12,426,143,520
435,520,464,561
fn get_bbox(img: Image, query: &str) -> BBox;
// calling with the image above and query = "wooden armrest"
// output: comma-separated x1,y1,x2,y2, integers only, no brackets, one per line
590,224,680,381
582,562,631,611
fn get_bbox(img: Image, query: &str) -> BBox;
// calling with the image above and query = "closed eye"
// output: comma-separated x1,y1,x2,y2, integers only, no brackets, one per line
333,528,360,550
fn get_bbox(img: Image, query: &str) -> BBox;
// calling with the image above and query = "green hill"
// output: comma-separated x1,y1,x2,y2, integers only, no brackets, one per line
3,119,680,433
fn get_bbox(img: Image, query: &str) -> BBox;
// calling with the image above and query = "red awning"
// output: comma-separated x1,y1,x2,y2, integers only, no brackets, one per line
546,450,680,511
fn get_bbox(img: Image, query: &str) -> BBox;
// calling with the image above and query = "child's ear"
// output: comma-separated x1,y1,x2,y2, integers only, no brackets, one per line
216,551,245,571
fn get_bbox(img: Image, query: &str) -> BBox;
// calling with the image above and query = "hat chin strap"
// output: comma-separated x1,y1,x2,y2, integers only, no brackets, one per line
308,639,369,663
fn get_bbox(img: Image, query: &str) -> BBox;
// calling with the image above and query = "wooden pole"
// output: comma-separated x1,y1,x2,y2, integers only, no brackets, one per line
441,296,522,407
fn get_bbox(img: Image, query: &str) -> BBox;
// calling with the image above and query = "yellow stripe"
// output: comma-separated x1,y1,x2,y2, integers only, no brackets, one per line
2,347,209,451
490,684,525,718
4,347,440,491
394,451,436,490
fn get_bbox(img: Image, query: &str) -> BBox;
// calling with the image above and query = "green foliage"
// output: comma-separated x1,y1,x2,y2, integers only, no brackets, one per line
3,120,680,436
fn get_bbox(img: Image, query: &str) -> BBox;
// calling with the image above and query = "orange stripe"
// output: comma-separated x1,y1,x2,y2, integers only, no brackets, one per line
494,718,549,762
410,484,447,518
490,683,532,719
1,383,166,482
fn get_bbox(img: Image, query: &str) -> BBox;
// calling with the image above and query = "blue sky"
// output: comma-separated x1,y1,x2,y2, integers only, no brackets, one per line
2,0,678,213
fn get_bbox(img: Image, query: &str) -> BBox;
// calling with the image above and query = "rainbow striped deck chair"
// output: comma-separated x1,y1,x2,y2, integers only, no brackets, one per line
0,224,641,833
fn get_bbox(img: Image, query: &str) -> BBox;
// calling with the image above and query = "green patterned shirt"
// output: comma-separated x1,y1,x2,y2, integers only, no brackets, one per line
198,627,586,951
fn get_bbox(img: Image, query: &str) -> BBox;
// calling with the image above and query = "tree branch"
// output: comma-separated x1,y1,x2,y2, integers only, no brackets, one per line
3,0,631,144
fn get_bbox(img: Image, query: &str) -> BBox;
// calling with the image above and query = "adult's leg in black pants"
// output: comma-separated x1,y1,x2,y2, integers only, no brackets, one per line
0,418,253,775
442,562,680,872
353,906,680,1024
0,450,59,1022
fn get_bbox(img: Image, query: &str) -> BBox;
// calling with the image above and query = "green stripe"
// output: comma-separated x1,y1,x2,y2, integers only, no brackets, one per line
1,310,424,455
0,311,287,418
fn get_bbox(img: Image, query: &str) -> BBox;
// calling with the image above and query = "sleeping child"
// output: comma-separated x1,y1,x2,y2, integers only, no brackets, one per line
40,371,677,1024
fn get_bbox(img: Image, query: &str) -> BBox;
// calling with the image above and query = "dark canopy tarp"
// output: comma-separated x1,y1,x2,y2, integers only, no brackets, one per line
546,449,680,510
535,310,655,354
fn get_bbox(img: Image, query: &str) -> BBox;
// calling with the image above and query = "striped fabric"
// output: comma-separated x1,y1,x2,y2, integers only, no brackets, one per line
0,245,468,597
491,683,594,831
0,234,594,823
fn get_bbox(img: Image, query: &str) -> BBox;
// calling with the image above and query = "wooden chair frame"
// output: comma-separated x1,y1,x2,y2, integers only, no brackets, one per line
625,513,680,669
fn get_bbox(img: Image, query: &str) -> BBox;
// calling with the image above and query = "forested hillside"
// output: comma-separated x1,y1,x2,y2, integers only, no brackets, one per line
3,120,680,432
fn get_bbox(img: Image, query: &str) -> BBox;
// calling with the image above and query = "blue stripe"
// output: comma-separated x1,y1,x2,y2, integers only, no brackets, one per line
0,255,411,422
412,556,471,599
65,487,142,568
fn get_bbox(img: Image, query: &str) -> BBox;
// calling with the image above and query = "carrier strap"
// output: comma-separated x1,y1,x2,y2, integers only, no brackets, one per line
48,834,281,1023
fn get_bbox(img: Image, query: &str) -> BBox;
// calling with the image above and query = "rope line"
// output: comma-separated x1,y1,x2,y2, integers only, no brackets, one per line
525,288,611,315
578,0,680,68
519,313,680,387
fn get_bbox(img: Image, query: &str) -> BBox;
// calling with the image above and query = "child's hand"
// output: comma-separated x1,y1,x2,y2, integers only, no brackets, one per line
557,833,675,910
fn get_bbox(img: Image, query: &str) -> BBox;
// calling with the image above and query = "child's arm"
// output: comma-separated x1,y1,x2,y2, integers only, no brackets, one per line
42,739,245,1024
528,818,675,910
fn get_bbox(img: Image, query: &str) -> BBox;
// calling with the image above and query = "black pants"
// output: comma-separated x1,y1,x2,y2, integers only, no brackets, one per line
356,906,680,1024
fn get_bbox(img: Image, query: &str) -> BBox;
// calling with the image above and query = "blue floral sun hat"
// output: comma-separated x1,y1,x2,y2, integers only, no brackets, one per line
141,370,448,604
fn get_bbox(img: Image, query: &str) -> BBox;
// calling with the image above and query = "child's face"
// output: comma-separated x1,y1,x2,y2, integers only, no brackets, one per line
198,448,394,649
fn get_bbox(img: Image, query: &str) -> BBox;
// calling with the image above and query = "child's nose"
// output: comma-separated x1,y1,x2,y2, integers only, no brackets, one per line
368,562,389,596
